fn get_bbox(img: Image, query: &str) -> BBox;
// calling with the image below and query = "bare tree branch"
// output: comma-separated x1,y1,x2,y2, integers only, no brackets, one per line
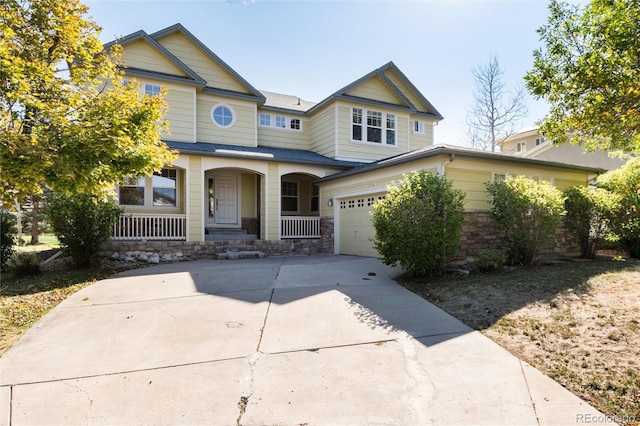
465,56,528,151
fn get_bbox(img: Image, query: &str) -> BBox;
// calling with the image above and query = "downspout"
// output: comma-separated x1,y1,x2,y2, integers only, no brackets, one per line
439,153,455,175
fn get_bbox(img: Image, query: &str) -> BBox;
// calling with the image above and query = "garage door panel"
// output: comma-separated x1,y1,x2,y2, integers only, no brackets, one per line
338,194,385,257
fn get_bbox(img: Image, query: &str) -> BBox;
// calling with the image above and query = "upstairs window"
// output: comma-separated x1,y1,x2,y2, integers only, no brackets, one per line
212,104,235,128
259,113,302,131
535,137,546,146
516,141,526,152
413,120,425,134
259,113,271,126
352,107,396,145
275,116,287,129
144,83,161,97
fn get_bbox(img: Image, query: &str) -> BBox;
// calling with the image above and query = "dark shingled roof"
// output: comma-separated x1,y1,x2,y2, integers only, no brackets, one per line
165,141,362,169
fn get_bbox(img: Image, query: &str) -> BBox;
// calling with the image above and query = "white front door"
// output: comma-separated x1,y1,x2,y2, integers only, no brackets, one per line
214,176,238,225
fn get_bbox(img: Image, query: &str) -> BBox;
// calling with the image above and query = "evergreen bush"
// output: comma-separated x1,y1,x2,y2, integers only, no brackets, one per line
371,171,465,277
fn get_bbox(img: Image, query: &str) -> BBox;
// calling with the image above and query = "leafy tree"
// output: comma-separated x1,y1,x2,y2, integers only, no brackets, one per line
371,171,465,277
0,0,176,203
525,0,640,155
466,56,528,152
563,186,620,259
48,194,122,267
597,158,640,258
486,176,565,265
1,210,17,270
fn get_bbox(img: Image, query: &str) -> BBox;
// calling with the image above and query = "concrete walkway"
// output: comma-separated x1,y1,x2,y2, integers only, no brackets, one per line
1,255,608,425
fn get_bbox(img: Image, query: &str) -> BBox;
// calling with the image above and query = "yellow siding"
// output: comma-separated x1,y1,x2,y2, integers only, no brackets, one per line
409,120,434,151
196,95,256,146
345,75,403,105
241,173,256,216
258,120,311,150
165,88,194,142
382,68,431,113
122,40,188,76
309,104,336,157
187,156,203,241
336,104,410,162
555,178,588,191
266,163,280,239
157,33,250,93
445,168,493,210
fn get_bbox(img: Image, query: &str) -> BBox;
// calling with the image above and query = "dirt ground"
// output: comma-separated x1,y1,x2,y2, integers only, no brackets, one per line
401,258,640,425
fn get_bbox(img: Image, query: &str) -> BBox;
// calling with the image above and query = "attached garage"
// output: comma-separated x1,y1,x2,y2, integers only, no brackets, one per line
336,193,385,257
318,145,603,259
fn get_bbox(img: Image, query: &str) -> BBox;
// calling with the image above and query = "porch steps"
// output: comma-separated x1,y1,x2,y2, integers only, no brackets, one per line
215,251,266,260
205,228,257,241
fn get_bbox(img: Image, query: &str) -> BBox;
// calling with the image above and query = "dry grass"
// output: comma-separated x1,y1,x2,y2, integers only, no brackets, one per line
401,258,640,425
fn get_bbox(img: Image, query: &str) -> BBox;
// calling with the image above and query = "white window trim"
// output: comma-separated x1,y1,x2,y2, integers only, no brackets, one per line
516,141,527,152
351,107,397,146
413,120,425,134
118,168,181,211
144,83,161,97
258,113,303,132
211,103,236,128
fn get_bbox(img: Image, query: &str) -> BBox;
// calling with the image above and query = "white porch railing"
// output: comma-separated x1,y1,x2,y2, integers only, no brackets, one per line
281,216,321,239
112,214,186,240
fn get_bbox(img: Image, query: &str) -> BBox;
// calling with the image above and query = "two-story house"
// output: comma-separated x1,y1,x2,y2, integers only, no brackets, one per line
500,127,625,171
106,24,603,259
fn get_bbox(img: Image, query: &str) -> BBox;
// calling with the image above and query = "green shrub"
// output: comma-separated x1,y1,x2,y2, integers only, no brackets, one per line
1,210,17,270
371,170,465,277
563,186,620,258
10,252,42,276
48,194,121,268
474,248,507,271
597,158,640,258
486,176,565,265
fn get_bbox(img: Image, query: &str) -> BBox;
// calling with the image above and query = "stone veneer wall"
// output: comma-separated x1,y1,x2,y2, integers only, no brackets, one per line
458,211,579,259
105,217,335,259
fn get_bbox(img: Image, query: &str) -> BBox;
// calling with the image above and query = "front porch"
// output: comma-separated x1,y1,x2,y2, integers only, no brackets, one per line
106,217,334,259
112,214,323,241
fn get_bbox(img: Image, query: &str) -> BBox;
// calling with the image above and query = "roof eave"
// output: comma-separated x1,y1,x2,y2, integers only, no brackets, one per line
317,145,606,184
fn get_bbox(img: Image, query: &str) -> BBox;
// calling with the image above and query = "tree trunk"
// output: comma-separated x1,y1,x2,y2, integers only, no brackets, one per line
30,196,40,245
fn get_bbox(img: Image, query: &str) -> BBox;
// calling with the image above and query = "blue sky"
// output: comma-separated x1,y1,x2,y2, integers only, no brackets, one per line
85,0,562,146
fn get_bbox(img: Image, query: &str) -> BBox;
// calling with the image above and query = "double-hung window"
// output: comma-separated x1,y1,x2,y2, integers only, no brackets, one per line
119,168,179,208
352,108,396,145
152,169,177,206
120,177,145,206
413,120,425,134
281,181,298,214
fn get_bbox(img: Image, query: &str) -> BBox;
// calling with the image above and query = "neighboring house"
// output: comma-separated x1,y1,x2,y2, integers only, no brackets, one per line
106,24,603,259
500,127,625,171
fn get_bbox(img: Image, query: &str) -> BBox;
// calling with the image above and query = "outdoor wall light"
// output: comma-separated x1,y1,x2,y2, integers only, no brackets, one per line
327,199,333,207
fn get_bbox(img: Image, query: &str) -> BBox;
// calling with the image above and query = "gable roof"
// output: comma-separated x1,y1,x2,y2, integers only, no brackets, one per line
103,30,206,87
104,24,266,102
317,144,605,184
308,62,443,120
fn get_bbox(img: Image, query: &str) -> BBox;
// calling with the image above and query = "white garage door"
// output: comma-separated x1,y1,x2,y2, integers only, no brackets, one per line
338,194,386,257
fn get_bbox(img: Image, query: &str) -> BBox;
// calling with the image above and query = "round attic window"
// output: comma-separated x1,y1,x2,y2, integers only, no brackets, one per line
211,104,235,128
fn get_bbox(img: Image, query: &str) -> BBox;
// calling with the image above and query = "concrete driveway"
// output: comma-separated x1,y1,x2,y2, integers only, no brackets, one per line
1,255,607,425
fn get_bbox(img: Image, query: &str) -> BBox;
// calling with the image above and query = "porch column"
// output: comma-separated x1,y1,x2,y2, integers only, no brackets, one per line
187,156,204,242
